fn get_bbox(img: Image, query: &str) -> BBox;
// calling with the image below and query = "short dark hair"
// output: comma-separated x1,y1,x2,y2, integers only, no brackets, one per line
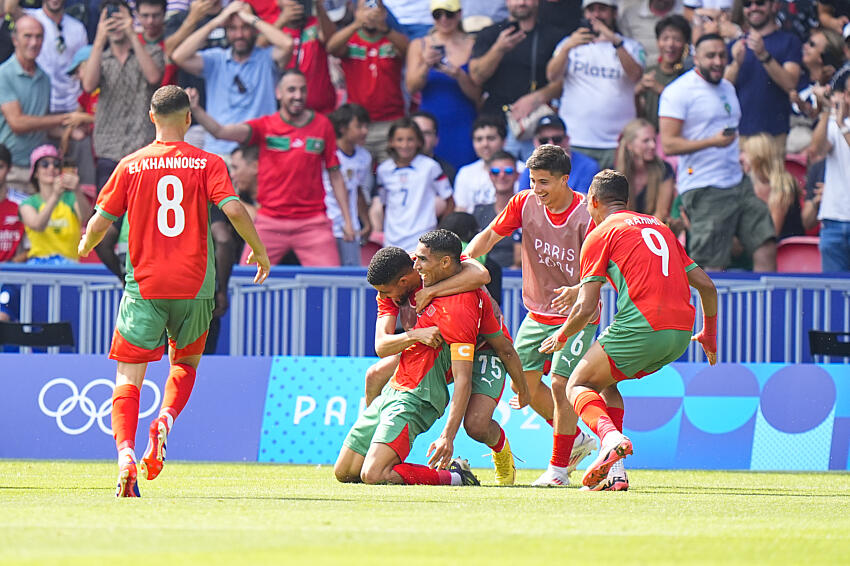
589,169,629,205
411,110,439,134
367,246,414,286
832,66,850,92
695,33,724,50
655,14,691,44
279,68,305,82
329,103,371,138
472,115,506,140
387,117,424,158
0,144,11,168
419,229,462,265
438,212,479,243
150,85,189,115
489,150,517,163
231,144,259,162
526,144,571,176
136,0,166,11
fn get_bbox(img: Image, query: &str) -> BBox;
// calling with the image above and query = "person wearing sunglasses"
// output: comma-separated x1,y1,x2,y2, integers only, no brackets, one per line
18,144,88,264
725,0,802,154
517,114,600,194
470,150,522,270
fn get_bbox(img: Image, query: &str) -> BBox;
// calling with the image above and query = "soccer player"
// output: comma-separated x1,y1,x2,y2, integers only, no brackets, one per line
334,230,514,486
539,169,718,490
78,85,271,498
464,144,600,487
363,246,530,485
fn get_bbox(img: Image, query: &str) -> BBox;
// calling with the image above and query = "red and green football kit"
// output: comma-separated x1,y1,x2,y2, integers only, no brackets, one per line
340,31,404,122
282,17,336,115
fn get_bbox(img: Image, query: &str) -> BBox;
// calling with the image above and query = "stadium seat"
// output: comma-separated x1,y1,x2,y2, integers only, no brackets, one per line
776,236,821,273
0,321,75,347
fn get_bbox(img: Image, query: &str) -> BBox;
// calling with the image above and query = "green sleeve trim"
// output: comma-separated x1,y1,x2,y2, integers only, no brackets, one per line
326,164,341,172
581,275,607,285
480,330,503,340
217,195,239,209
96,205,120,222
685,262,698,272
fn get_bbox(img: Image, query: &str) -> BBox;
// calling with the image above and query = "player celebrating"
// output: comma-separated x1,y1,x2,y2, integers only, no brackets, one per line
363,246,530,485
78,85,270,498
334,230,510,486
539,169,717,490
464,144,599,487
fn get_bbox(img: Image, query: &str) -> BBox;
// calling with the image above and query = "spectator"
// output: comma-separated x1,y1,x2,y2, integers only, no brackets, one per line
472,150,522,269
82,2,164,189
328,0,409,163
275,0,337,115
619,0,680,64
615,117,675,219
801,157,824,233
724,0,802,151
538,0,582,37
411,110,457,185
18,144,89,264
230,143,259,218
790,27,844,120
810,69,850,271
382,0,433,38
26,0,87,113
470,0,564,161
659,33,777,271
171,1,293,158
324,103,373,266
0,144,25,323
59,44,96,187
454,115,523,213
816,0,850,34
371,117,452,251
740,133,804,238
0,16,86,193
406,0,480,170
517,113,600,193
635,14,690,130
188,70,356,267
547,0,646,170
136,0,179,86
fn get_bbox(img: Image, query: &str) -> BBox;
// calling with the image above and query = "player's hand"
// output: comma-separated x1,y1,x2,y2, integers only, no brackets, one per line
247,248,270,284
691,329,717,365
513,384,531,409
212,289,229,317
551,285,578,315
538,330,567,354
426,434,453,469
77,237,92,258
414,286,435,313
408,326,443,348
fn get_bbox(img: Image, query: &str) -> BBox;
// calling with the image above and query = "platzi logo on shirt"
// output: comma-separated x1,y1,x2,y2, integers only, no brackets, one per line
569,60,623,80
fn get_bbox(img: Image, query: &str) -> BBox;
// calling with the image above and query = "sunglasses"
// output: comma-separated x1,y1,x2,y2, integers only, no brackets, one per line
490,166,515,175
233,75,247,94
537,135,565,145
432,9,459,20
38,158,62,169
56,22,65,54
743,0,768,7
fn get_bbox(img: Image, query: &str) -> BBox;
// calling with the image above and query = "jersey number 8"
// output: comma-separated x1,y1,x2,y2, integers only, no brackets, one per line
157,175,185,237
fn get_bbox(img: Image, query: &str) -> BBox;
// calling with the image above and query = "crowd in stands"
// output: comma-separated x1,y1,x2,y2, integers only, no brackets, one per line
2,0,850,323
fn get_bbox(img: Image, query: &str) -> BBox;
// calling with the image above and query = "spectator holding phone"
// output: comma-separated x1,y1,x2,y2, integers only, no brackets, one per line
634,14,690,131
406,0,480,170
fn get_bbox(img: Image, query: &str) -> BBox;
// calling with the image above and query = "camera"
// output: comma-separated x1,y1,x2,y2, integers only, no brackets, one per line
578,18,599,36
105,2,120,17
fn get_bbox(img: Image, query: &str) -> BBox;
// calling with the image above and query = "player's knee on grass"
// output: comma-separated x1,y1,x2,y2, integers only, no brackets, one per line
360,462,394,485
334,448,364,483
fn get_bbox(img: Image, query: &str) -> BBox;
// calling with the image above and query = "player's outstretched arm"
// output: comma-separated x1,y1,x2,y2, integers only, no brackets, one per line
221,200,270,284
186,88,251,144
687,267,718,365
485,333,530,409
539,281,603,354
413,258,490,313
78,212,114,258
428,358,473,470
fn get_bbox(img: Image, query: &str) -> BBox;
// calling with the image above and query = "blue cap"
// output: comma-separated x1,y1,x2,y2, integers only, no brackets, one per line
66,45,92,76
535,114,567,134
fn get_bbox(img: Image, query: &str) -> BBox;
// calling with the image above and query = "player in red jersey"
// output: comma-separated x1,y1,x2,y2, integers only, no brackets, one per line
78,85,270,497
539,170,717,490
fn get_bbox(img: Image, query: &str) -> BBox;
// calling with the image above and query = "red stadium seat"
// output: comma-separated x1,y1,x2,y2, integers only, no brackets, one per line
776,236,821,273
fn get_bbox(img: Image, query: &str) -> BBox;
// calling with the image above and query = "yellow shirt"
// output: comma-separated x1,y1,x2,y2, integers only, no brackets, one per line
22,191,80,261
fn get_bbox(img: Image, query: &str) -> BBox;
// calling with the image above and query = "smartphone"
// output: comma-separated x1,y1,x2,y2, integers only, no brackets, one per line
298,0,313,15
105,3,120,17
62,158,77,175
433,44,447,66
578,17,598,36
722,127,737,136
506,21,520,34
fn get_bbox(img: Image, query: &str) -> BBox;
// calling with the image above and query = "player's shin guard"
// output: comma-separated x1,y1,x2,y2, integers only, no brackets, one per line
608,407,625,433
112,384,140,452
392,463,453,485
551,431,579,468
160,363,197,426
573,390,618,441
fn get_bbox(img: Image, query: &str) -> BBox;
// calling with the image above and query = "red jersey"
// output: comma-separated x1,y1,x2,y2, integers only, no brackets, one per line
247,110,339,219
138,34,178,86
340,31,404,122
283,17,336,115
95,141,238,299
580,211,697,332
0,198,24,262
246,0,280,23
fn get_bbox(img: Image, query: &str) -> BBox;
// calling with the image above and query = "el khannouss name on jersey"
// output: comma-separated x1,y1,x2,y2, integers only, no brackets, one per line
127,156,209,175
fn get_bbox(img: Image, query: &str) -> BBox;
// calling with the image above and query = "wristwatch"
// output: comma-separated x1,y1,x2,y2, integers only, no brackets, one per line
758,52,772,64
612,38,624,49
251,15,261,27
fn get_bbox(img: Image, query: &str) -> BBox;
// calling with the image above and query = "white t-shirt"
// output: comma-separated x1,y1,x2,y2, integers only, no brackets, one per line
381,0,432,25
322,146,373,239
556,37,645,149
377,154,452,251
658,69,742,193
27,9,88,113
453,158,524,212
820,117,850,222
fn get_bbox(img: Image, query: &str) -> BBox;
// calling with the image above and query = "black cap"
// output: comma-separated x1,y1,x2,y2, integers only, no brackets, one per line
535,114,567,135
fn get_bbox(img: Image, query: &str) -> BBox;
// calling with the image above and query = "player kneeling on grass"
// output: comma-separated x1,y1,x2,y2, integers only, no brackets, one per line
78,85,271,498
334,230,527,486
361,245,530,485
539,170,718,491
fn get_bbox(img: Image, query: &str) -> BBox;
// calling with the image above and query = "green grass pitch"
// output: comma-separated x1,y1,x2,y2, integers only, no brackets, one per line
2,460,849,565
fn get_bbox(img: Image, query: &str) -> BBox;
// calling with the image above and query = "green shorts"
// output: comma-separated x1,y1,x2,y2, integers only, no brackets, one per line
514,315,598,378
110,295,214,363
471,350,507,401
598,324,692,381
343,387,441,461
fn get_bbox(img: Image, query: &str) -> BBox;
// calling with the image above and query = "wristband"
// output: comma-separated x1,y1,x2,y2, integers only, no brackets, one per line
612,39,624,49
702,313,717,337
758,53,772,64
556,332,569,343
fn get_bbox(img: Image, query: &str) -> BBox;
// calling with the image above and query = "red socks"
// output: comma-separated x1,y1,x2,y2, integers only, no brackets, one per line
551,431,579,468
112,384,140,451
161,363,197,422
573,390,618,439
608,407,625,433
392,463,452,485
489,427,506,453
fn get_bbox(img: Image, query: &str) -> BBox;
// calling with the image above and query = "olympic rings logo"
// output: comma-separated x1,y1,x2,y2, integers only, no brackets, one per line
38,378,161,436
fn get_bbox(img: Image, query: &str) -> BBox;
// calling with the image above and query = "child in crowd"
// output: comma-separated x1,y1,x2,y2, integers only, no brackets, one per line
323,103,373,266
371,117,452,251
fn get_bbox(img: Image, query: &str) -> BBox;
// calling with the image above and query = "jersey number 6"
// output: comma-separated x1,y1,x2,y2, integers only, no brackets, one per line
156,175,185,238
